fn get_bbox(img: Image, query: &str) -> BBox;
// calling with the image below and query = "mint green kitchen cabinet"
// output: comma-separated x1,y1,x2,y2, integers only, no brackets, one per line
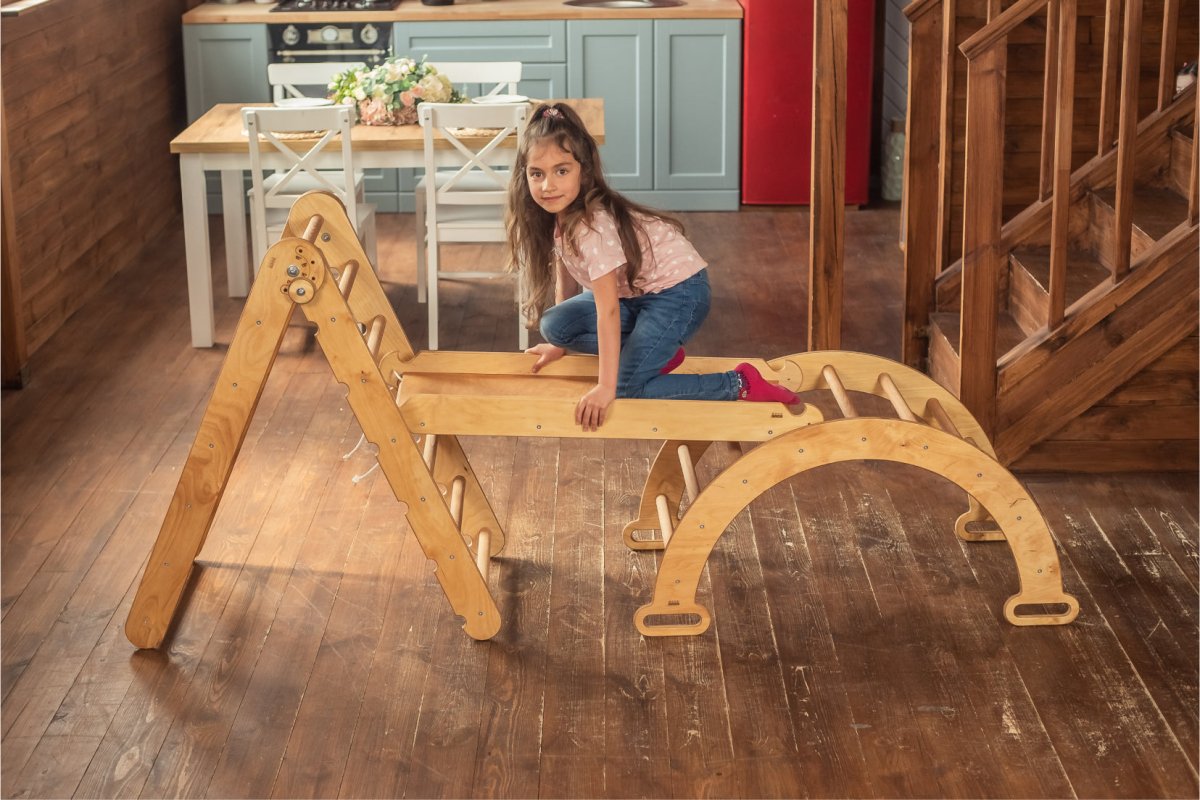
567,20,653,191
653,21,740,201
183,24,270,123
568,19,739,210
183,16,741,213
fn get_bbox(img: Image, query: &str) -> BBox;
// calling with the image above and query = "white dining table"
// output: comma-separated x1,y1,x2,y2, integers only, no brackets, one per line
170,99,605,347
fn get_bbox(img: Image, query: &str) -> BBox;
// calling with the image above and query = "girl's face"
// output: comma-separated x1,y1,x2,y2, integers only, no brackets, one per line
524,140,582,218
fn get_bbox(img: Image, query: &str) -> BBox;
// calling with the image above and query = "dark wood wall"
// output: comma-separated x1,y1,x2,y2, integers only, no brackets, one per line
1,0,205,365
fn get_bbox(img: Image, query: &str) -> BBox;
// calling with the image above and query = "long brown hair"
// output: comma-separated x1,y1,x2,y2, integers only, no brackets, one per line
506,102,684,326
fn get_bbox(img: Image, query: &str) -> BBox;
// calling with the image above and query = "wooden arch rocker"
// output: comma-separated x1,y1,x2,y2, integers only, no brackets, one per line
125,192,1077,650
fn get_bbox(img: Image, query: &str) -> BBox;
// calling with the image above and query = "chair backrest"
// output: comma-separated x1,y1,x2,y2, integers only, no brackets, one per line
242,105,359,220
418,101,529,211
267,61,365,102
434,61,523,97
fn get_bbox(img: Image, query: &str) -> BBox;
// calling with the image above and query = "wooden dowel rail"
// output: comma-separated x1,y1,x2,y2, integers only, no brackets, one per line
301,215,323,243
677,444,700,505
365,315,385,361
656,494,674,546
336,260,359,297
450,475,465,527
821,365,859,418
475,529,491,582
422,433,437,470
924,397,964,439
1112,0,1144,280
1047,0,1077,329
878,373,919,422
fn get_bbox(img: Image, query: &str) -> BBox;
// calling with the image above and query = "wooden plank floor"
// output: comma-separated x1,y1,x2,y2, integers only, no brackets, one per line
2,208,1197,799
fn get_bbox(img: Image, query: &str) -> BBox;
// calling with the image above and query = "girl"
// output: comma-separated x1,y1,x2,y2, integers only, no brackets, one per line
506,102,802,431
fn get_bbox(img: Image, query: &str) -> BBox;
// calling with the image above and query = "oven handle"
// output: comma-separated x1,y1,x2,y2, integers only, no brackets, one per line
274,48,390,58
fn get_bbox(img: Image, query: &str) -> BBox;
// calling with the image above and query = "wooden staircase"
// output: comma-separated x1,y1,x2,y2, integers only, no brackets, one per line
902,0,1199,472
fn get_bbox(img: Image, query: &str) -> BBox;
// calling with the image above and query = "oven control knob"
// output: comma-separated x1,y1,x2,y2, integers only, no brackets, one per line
281,25,301,46
319,25,340,44
360,23,379,45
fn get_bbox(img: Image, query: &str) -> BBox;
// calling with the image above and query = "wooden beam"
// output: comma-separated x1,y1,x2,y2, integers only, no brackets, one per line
808,0,847,352
1157,0,1180,111
1097,0,1122,154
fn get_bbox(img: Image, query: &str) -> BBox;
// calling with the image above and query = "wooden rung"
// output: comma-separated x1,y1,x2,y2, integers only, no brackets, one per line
336,260,359,297
925,397,964,439
301,214,323,243
365,315,386,361
821,365,859,418
475,529,491,583
422,433,438,470
656,494,674,546
677,444,700,504
449,475,465,528
878,373,918,422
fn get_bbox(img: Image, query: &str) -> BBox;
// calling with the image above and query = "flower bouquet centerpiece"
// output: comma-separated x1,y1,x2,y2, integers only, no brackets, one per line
328,57,466,126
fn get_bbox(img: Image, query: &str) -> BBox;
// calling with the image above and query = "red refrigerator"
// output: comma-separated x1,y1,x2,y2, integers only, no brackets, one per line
739,0,876,204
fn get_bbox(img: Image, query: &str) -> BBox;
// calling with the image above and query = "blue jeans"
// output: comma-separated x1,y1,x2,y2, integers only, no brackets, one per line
539,270,739,401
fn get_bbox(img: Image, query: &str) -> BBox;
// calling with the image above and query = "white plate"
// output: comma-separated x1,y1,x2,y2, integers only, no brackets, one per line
275,97,334,108
471,94,530,105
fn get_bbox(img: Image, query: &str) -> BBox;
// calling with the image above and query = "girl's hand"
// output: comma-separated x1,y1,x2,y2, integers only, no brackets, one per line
525,343,566,373
576,383,616,432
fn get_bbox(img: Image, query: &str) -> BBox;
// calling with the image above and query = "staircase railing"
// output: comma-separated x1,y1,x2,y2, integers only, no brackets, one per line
901,0,1198,435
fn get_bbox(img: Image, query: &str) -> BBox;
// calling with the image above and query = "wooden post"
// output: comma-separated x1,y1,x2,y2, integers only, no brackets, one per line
1047,0,1077,329
901,0,944,369
1157,0,1180,110
1113,0,1144,279
958,43,1007,436
936,0,959,269
1038,0,1059,201
1097,0,1122,154
1190,82,1199,225
808,0,847,352
1,81,28,389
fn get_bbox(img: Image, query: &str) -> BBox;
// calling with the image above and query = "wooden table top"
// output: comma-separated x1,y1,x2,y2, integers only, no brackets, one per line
170,98,604,154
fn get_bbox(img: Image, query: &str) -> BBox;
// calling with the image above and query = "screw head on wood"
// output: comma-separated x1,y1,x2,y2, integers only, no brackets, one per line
287,265,300,277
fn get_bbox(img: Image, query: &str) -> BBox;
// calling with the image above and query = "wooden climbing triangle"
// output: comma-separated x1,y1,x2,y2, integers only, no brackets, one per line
125,191,1078,649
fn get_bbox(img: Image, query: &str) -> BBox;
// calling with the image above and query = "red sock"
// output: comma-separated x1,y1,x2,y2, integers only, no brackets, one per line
660,347,685,375
735,363,803,405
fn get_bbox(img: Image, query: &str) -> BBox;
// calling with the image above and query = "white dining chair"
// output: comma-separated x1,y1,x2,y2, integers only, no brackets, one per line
265,61,370,202
415,62,524,306
268,61,366,103
243,105,377,273
417,101,529,350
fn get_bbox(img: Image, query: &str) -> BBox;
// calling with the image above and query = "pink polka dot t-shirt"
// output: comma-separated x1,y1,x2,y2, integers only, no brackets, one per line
555,209,707,297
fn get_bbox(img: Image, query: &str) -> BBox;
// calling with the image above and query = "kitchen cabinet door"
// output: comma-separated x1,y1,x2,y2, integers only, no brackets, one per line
183,24,270,124
567,20,653,191
653,20,740,204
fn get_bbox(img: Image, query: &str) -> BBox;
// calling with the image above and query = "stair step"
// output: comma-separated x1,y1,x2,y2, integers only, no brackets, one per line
1007,245,1112,333
1092,184,1191,241
927,310,1028,396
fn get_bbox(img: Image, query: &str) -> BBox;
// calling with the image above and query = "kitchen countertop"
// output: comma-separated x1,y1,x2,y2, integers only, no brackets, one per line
183,0,743,24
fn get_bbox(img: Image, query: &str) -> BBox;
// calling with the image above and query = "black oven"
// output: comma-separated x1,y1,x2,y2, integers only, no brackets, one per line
268,21,392,64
